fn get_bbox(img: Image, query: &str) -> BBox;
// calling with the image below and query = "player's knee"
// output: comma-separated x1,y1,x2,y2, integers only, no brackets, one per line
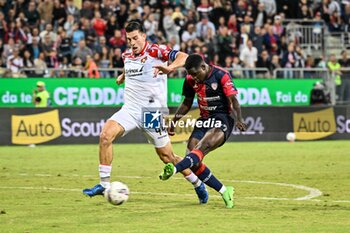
99,131,113,146
197,141,213,152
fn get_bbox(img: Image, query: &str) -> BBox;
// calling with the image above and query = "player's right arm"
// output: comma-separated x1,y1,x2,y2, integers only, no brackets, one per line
168,96,194,136
116,68,125,85
168,77,195,136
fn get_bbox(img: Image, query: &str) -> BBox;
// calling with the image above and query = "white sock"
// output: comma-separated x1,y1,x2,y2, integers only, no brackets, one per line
219,185,227,194
99,164,111,189
185,172,202,188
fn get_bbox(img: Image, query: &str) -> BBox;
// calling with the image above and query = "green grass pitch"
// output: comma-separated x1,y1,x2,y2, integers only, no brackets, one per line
0,141,350,233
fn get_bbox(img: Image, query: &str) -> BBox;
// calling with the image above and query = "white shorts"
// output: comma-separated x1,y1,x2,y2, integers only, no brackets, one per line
109,107,170,148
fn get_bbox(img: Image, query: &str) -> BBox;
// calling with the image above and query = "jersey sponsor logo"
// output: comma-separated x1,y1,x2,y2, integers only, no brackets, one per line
198,96,221,102
200,105,217,111
293,108,336,140
11,110,62,144
125,66,144,77
211,82,218,90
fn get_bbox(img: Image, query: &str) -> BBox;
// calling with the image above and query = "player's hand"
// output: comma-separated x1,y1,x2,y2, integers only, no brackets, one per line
153,65,174,77
236,120,247,132
167,123,175,136
116,73,125,85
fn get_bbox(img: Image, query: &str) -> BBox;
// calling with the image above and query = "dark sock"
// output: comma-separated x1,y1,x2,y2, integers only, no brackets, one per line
175,149,203,173
194,163,223,192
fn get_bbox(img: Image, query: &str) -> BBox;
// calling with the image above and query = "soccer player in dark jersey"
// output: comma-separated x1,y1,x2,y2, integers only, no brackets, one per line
159,54,246,208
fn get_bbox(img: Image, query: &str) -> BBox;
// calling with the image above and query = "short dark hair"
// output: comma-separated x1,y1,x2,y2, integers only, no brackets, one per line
125,20,145,33
184,54,204,70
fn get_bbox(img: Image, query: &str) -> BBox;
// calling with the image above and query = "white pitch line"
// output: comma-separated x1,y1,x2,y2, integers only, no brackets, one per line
0,186,319,202
4,173,323,201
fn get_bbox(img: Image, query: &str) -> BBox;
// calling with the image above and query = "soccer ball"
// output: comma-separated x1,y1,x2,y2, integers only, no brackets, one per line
286,132,296,142
104,181,129,205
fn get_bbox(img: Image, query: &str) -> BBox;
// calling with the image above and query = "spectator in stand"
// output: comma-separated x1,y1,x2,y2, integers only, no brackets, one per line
52,0,67,31
271,54,282,78
257,49,272,78
94,36,107,54
6,21,27,45
227,14,239,36
39,24,57,43
251,26,265,53
25,1,40,29
82,18,97,50
197,0,213,15
217,26,234,66
272,15,284,37
235,0,248,23
69,56,84,78
0,12,7,41
71,22,85,47
181,23,197,43
232,56,243,78
29,37,42,60
240,39,258,78
195,14,216,40
7,48,23,77
241,15,254,36
109,29,127,51
65,0,80,22
99,46,111,78
41,33,55,61
263,25,280,55
343,4,350,32
105,14,120,41
23,49,35,77
73,39,92,65
298,0,313,19
143,13,158,43
255,3,268,27
64,14,75,37
38,0,54,27
338,50,350,102
85,54,100,78
80,0,94,20
260,0,277,17
112,48,124,69
34,52,47,77
329,10,342,32
58,30,72,63
281,42,297,78
92,11,107,37
163,7,180,44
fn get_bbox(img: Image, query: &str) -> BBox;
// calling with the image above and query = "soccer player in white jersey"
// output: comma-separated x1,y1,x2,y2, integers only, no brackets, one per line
83,20,208,204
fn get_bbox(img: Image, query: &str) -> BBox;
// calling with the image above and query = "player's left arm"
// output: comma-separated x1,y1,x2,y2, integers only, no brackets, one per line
153,47,188,75
220,72,247,131
227,94,246,132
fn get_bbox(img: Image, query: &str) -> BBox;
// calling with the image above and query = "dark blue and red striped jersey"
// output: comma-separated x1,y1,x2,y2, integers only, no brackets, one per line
182,65,238,117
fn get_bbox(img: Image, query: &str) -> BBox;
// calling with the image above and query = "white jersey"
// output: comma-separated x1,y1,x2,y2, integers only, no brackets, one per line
122,42,178,112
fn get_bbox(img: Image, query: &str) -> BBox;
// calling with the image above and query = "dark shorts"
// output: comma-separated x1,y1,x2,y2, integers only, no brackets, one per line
189,113,235,146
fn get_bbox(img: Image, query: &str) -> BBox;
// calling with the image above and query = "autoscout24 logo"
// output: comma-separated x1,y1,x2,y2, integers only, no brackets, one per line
142,108,222,130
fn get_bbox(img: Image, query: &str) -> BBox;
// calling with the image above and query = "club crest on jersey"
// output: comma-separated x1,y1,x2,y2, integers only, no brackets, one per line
141,56,147,63
211,82,218,90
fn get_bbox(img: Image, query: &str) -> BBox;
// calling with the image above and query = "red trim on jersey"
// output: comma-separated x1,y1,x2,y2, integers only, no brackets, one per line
137,41,149,56
197,83,209,117
194,163,207,176
192,149,204,161
221,73,238,96
213,65,228,73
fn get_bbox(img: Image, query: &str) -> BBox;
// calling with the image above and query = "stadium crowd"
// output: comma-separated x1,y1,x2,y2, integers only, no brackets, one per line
0,0,350,84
